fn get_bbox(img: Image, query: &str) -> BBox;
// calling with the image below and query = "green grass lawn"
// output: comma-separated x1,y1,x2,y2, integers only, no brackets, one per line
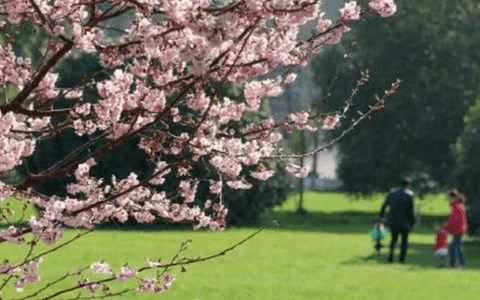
2,192,479,300
0,194,38,225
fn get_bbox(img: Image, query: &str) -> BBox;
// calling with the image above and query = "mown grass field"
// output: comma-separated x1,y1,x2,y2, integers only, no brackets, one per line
2,192,480,300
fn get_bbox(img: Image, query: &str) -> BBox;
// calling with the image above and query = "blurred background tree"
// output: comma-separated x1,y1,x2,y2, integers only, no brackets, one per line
453,88,480,236
311,0,480,196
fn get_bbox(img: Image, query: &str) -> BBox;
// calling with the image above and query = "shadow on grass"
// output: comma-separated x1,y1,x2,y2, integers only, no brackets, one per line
260,210,451,235
341,240,480,270
0,219,194,232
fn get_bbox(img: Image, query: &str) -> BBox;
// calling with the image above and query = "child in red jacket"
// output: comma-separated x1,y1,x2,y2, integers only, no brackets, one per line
443,188,468,269
433,226,448,267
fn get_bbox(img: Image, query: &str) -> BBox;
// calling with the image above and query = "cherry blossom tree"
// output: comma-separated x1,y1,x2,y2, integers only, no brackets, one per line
0,0,400,298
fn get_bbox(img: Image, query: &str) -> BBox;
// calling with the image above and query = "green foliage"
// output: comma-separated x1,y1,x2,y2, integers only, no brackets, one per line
6,21,49,67
455,97,480,164
312,1,480,196
452,87,480,237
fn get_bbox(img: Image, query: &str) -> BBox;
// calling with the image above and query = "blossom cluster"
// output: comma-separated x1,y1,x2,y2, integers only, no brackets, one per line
0,0,397,297
77,261,171,294
0,257,43,292
0,45,32,86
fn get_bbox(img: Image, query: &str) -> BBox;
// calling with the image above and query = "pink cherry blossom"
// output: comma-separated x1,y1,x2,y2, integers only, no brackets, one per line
284,73,298,84
289,111,310,125
162,274,176,290
147,258,162,269
317,12,332,33
250,169,275,181
369,0,397,17
226,180,253,190
339,1,361,24
29,216,64,245
187,90,211,111
209,181,222,194
11,257,43,292
149,161,171,185
1,225,25,245
179,180,198,203
322,114,340,130
0,44,32,86
35,72,58,103
29,117,51,130
14,271,40,292
193,212,212,230
77,279,101,293
117,266,138,282
73,23,102,54
204,200,212,209
90,262,113,275
142,89,166,113
75,103,91,116
324,29,343,45
286,164,310,178
295,166,310,178
86,282,101,293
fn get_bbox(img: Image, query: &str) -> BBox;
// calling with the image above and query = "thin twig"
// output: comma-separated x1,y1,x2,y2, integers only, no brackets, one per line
271,78,401,159
38,221,275,300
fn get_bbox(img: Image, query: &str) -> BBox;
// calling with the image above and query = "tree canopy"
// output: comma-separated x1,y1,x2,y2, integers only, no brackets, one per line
453,88,480,236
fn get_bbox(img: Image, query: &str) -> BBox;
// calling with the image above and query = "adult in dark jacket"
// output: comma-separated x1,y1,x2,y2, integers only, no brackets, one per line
378,179,416,263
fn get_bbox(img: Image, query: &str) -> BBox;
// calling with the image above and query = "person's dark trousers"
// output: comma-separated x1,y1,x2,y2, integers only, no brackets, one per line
388,225,410,263
450,235,465,267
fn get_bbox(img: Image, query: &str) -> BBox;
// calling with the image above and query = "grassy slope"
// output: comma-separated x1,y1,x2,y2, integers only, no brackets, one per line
2,192,479,300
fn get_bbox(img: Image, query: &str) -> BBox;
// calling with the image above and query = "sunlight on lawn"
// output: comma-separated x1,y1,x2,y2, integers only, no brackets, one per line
2,192,479,300
0,196,38,225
